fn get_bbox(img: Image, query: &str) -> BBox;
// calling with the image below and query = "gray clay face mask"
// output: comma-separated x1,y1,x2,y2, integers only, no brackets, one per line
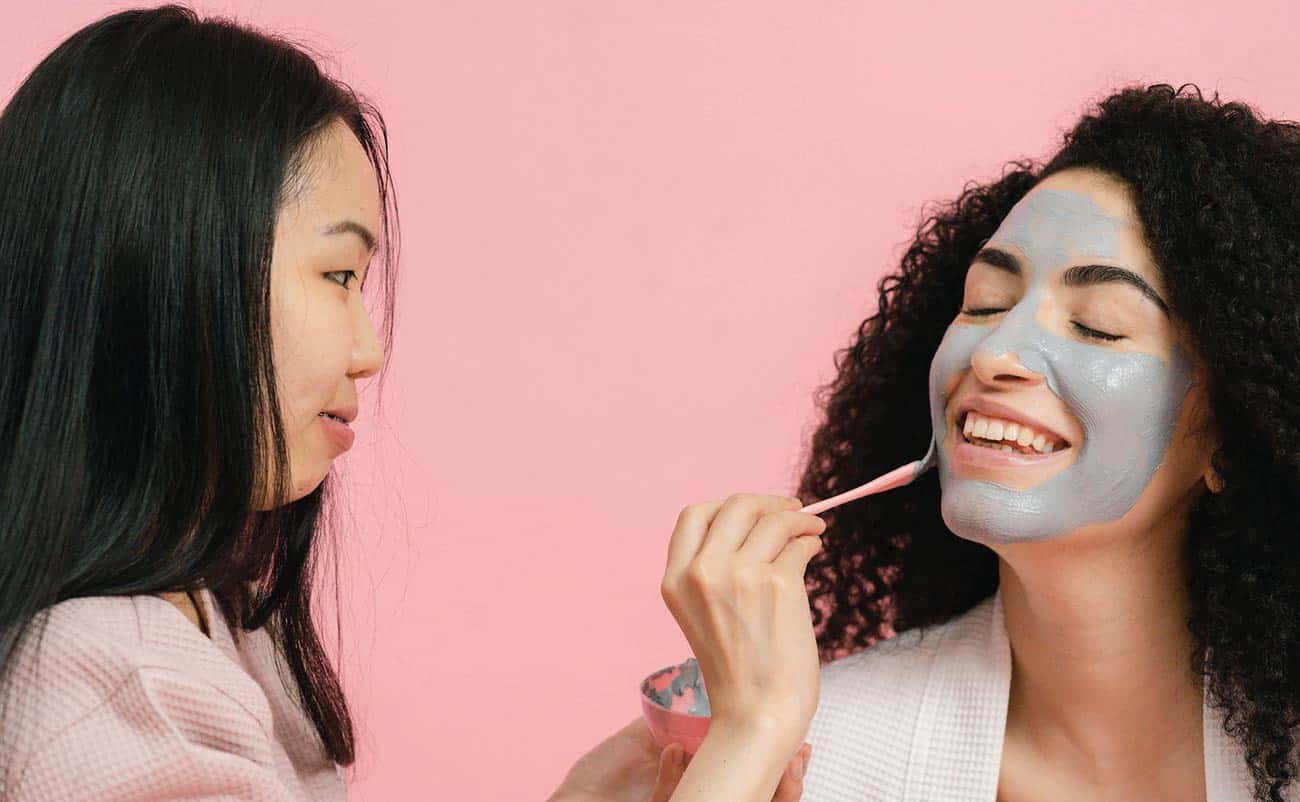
926,187,1193,546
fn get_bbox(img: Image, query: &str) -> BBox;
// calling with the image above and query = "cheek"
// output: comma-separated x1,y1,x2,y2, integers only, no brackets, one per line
1162,386,1216,477
271,297,353,423
929,325,980,408
1109,384,1213,529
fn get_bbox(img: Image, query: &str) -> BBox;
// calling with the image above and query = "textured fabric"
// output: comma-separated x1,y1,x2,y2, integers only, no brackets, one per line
803,586,1268,801
0,588,346,801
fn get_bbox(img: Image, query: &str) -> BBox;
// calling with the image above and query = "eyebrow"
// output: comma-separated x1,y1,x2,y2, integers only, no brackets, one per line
972,246,1169,316
322,220,377,253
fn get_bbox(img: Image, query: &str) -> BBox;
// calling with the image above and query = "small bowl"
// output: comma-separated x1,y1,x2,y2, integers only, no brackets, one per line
639,656,711,755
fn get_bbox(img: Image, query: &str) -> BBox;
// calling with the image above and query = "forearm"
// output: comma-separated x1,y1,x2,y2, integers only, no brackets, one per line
668,723,798,802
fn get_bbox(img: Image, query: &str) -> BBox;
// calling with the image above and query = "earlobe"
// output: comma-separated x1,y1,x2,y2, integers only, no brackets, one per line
1203,424,1225,493
1204,466,1224,494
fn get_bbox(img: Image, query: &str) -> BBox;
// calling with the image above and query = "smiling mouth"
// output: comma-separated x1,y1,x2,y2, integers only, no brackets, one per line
955,410,1073,456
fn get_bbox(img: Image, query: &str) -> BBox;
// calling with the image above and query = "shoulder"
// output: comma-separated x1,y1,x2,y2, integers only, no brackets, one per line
803,593,1003,798
2,594,282,799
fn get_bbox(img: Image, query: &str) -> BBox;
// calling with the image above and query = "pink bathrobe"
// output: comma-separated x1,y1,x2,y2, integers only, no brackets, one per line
1,588,346,801
804,588,1265,801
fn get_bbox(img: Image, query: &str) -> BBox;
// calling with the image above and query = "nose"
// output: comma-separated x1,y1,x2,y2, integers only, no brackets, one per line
965,293,1049,390
348,295,384,380
969,346,1044,388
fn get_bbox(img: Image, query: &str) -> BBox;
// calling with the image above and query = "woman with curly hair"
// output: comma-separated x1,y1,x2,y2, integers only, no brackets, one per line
552,84,1300,802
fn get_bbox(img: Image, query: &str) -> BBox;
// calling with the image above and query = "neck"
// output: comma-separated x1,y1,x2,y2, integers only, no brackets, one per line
996,508,1203,782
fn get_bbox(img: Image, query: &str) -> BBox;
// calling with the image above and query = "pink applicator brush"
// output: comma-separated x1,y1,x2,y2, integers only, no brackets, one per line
799,434,938,515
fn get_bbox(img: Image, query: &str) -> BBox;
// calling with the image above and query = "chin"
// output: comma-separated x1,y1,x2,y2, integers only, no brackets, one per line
939,488,1070,547
277,459,330,506
293,470,330,501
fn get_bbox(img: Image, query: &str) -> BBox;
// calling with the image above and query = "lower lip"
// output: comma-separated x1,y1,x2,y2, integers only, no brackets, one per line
950,420,1073,470
319,414,355,451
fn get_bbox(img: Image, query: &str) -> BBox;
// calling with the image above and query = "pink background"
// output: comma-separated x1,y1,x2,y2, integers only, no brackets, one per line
5,2,1299,799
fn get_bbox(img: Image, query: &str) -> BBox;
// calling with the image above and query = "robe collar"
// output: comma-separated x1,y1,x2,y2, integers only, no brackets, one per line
913,589,1256,801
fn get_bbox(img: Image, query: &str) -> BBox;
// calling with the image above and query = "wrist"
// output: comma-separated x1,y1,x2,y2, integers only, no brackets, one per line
671,721,804,802
705,714,803,758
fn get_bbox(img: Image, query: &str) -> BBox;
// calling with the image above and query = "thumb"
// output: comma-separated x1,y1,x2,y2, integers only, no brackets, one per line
647,744,686,802
772,743,811,802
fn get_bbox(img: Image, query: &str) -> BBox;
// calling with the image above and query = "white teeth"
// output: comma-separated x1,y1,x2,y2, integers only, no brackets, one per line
959,411,1067,454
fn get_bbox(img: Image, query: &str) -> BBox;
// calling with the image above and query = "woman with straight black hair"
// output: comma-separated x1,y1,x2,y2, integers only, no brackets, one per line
0,5,397,799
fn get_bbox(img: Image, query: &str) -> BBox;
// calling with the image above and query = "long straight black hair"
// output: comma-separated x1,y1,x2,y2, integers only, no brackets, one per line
0,4,398,766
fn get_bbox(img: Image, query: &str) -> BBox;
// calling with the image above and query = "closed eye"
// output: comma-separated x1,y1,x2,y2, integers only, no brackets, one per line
1070,321,1123,342
959,307,1124,342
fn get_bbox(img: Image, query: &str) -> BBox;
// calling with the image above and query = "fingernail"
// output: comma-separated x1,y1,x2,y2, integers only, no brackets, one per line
791,748,807,781
802,745,812,778
673,745,685,770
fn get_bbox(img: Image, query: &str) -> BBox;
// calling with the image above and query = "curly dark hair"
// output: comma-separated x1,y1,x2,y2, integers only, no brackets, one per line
797,83,1300,801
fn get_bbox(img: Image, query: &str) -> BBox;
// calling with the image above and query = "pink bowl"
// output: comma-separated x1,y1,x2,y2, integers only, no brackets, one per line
639,657,711,755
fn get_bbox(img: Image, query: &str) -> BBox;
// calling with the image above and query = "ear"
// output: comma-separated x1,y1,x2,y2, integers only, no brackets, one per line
1204,471,1223,493
1201,408,1224,494
1203,462,1224,494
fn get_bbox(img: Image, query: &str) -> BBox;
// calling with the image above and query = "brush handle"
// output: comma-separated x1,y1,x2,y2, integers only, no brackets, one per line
799,459,923,516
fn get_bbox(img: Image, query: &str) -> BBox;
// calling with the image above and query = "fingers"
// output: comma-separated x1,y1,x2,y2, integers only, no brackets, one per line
664,494,799,579
735,510,827,564
697,494,802,560
665,501,724,578
772,743,812,802
647,745,686,802
772,532,824,576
